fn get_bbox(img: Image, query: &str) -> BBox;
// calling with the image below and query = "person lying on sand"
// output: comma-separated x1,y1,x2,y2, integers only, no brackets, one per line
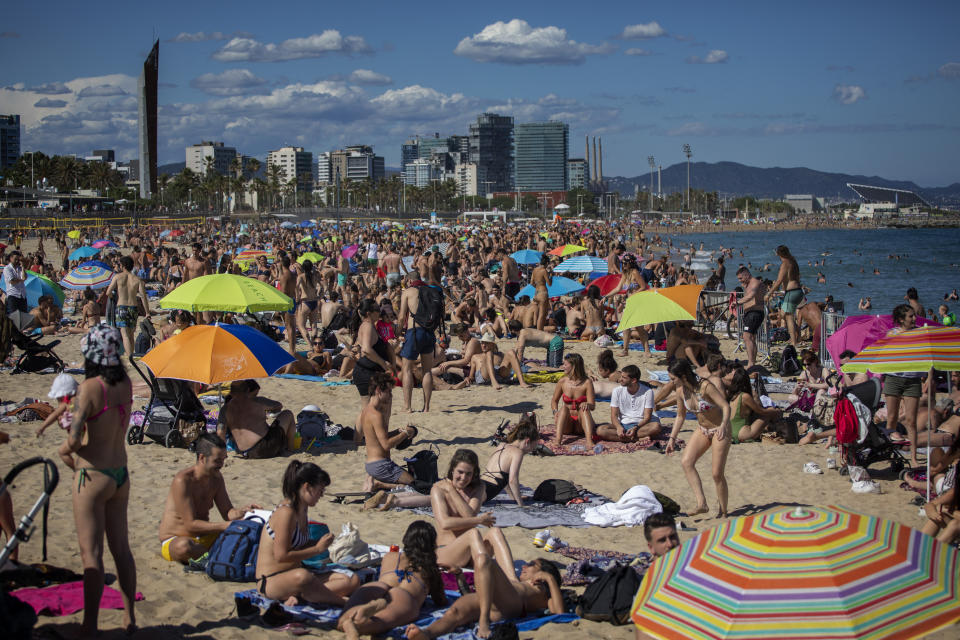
157,433,260,563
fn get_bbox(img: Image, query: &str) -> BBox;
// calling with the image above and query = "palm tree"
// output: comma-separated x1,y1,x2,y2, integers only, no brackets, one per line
53,156,82,193
266,162,283,210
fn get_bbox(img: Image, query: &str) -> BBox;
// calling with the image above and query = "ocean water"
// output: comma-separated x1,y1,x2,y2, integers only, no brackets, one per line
653,227,960,316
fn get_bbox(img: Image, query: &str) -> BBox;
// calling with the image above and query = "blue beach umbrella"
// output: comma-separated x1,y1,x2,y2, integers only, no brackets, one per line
510,249,543,265
1,270,66,308
516,276,585,300
554,255,608,273
69,246,101,261
159,230,172,238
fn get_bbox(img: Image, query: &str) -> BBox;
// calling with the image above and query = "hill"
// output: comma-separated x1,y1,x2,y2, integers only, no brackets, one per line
605,161,960,207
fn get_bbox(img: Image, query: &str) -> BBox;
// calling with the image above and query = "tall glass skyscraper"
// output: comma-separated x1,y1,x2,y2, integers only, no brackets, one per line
137,40,158,199
469,113,513,196
514,122,568,192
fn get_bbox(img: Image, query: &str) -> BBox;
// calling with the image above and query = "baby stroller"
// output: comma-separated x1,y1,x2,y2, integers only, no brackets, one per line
128,360,206,448
1,458,59,639
839,378,907,474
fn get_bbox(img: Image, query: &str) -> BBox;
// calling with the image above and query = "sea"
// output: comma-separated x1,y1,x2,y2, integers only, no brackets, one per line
650,227,960,317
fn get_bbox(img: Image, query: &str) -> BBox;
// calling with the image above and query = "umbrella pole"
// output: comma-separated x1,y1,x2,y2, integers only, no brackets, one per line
927,366,933,503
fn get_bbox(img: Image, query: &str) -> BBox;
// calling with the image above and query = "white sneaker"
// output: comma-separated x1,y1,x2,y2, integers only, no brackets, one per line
533,529,551,548
544,536,563,552
803,462,823,474
851,480,881,494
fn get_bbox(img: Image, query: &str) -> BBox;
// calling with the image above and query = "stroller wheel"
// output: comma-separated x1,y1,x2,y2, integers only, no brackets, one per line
126,425,143,445
892,458,905,474
165,429,184,449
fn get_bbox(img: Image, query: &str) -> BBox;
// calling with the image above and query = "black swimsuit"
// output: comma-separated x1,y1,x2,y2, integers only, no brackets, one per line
480,447,510,502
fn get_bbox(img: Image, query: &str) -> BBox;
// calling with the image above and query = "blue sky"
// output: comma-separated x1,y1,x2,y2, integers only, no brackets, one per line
1,0,958,186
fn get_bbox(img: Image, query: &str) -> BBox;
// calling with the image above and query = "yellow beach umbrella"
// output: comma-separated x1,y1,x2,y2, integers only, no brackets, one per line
66,230,81,239
159,274,293,313
297,252,324,265
616,284,703,333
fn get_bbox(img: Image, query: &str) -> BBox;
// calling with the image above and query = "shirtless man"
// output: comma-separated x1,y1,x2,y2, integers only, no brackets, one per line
337,252,351,296
157,433,258,563
665,321,707,365
766,244,802,348
32,295,63,335
217,379,296,459
607,243,625,275
379,244,407,289
435,324,481,377
360,372,416,491
500,250,522,301
736,266,766,369
278,255,297,355
405,555,563,640
580,290,605,341
182,243,209,283
104,256,149,360
514,327,564,368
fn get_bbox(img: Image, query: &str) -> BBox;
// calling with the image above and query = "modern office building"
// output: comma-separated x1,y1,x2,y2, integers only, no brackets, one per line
186,141,238,176
137,40,158,198
514,121,568,192
317,152,332,185
469,113,514,196
403,159,441,188
400,140,419,175
340,145,385,182
267,146,314,192
0,115,21,170
567,158,588,190
88,149,115,163
455,163,478,197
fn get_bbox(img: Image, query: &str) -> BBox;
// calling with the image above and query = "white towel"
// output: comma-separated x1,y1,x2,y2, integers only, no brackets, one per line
581,484,662,527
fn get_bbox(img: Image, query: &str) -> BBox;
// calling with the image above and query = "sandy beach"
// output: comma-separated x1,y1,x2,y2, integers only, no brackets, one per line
0,238,955,640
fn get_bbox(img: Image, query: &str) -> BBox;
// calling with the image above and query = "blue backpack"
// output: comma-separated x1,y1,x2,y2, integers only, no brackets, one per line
206,516,264,582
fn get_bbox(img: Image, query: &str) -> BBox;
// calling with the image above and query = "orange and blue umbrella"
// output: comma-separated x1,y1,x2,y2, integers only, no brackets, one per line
140,323,294,385
60,262,114,290
632,505,960,640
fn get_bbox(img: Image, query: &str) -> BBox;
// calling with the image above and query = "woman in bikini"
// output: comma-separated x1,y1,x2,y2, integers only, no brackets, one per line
531,255,552,331
662,358,732,517
255,461,360,606
788,349,829,408
590,349,621,397
551,353,599,447
725,368,782,444
295,259,321,346
337,520,446,640
57,325,138,636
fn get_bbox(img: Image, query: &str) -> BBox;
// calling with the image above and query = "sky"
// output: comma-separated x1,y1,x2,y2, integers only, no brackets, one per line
1,0,958,187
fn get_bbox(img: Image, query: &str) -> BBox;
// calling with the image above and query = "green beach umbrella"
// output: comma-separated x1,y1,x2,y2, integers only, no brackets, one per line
160,274,293,313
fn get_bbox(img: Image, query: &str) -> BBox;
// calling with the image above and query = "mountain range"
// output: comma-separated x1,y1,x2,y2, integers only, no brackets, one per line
606,161,960,207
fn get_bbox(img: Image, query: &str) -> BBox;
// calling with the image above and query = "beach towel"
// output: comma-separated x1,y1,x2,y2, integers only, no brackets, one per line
10,582,144,617
273,373,351,386
615,341,665,353
582,485,663,527
522,371,564,383
234,588,577,639
538,423,683,455
558,546,652,586
408,486,608,529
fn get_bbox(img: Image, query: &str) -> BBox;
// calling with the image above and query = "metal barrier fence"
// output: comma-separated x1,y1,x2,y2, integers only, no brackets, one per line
820,311,847,370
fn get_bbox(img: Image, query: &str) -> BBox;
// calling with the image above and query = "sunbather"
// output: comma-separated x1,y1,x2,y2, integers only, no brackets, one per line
337,520,447,640
455,334,529,390
551,353,599,447
725,368,782,444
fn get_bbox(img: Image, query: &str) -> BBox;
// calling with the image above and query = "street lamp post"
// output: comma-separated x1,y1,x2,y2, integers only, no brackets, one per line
682,144,692,211
335,167,341,230
647,156,656,212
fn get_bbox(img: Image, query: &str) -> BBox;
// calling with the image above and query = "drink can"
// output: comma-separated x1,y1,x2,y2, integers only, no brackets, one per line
389,545,399,552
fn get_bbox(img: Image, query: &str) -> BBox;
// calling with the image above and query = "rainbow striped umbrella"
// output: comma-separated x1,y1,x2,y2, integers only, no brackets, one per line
840,325,960,374
632,505,960,640
60,262,114,290
547,243,587,257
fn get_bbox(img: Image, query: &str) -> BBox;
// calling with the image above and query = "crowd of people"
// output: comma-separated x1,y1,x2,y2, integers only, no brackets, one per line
1,217,958,640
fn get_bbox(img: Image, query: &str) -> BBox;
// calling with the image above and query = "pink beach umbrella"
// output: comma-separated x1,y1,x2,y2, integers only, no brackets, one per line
341,244,359,259
92,240,118,249
826,314,940,371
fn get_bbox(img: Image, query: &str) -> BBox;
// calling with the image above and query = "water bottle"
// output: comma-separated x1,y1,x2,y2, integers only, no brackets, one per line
593,443,604,454
570,444,585,452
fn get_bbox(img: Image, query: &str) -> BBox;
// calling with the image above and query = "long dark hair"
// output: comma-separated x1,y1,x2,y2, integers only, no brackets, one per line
668,358,698,388
84,360,127,386
597,349,618,376
282,460,330,511
402,520,442,597
727,368,752,400
505,413,540,443
892,303,914,327
445,449,480,487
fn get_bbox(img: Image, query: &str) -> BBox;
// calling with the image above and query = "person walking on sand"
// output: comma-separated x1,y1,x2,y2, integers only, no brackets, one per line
766,244,802,348
57,325,137,636
103,255,149,361
531,255,552,331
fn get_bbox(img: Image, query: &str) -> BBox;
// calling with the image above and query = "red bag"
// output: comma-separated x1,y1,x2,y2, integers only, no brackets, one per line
834,396,858,445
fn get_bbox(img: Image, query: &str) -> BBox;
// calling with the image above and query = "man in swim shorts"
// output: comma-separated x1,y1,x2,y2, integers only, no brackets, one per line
766,244,803,348
736,266,766,369
157,433,259,563
513,327,563,367
104,255,150,361
360,372,416,491
218,379,296,459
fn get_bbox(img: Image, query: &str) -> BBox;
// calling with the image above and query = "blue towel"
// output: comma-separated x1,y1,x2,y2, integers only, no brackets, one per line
274,373,350,386
234,589,577,639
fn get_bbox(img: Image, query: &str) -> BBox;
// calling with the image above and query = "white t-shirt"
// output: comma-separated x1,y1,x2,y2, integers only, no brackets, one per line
367,243,378,260
611,383,656,423
3,263,26,299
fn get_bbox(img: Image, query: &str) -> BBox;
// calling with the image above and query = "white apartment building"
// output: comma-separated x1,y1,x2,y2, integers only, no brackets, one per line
267,146,314,192
455,163,478,196
186,141,237,176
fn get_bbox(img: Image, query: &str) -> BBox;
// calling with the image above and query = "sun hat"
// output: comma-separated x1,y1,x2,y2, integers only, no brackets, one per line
81,324,124,366
479,333,496,344
47,373,79,399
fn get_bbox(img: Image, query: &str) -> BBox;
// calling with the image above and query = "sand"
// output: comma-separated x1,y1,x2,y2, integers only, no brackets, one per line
0,244,954,639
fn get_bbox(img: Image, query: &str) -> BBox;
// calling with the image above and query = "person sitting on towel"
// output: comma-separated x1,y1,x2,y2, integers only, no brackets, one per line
218,379,297,459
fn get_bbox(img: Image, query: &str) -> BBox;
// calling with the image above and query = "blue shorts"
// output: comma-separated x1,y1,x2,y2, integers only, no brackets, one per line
399,327,436,360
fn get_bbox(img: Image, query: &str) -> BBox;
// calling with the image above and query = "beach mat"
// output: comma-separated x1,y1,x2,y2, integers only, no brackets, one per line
539,423,684,455
408,487,608,529
11,582,144,617
234,588,577,639
522,370,564,383
274,373,351,386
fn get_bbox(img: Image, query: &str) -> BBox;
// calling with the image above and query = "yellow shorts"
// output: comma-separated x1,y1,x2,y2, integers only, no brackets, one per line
160,533,219,562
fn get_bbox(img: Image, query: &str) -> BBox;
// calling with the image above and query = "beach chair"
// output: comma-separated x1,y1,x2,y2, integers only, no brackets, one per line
128,360,206,448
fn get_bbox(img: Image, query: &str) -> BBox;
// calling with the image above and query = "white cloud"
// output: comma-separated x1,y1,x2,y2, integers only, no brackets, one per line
833,84,865,104
687,49,728,64
453,19,612,65
190,69,269,96
212,31,373,62
167,31,253,43
939,62,960,78
620,22,666,39
624,48,653,56
349,69,392,86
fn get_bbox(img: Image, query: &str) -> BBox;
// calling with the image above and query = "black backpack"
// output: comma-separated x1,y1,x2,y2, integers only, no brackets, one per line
411,284,444,333
780,344,802,377
405,448,439,494
532,479,580,504
576,564,641,625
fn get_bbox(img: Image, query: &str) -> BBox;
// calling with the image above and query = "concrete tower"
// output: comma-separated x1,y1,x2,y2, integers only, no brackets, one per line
137,40,159,199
